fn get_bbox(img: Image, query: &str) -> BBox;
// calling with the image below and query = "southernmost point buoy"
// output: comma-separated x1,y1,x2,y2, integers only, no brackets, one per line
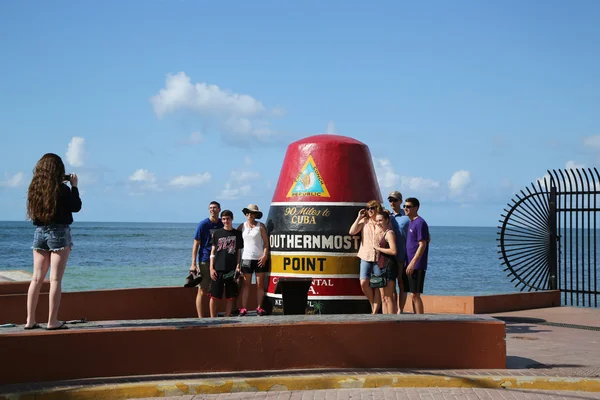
265,134,382,314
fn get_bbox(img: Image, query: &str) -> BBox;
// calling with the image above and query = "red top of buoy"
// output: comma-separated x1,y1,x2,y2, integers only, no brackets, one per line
271,134,382,203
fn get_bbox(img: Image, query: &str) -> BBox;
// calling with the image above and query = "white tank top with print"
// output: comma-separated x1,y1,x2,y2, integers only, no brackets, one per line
242,222,264,260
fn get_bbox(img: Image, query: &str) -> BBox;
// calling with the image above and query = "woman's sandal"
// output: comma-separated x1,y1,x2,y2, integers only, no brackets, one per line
24,323,40,330
46,321,69,330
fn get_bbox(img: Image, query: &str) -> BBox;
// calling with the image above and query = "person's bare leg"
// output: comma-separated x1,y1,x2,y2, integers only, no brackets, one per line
379,288,389,314
195,288,206,318
26,250,51,328
241,274,251,309
398,292,408,314
372,288,381,314
225,298,234,316
397,278,408,314
360,279,374,311
383,282,396,314
413,293,424,314
209,297,218,317
47,247,70,329
255,273,265,309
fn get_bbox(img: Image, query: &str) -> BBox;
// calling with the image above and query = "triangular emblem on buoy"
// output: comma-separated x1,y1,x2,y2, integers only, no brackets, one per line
286,155,330,197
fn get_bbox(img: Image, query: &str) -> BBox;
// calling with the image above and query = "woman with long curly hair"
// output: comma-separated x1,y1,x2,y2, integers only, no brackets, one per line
349,199,384,314
25,153,81,330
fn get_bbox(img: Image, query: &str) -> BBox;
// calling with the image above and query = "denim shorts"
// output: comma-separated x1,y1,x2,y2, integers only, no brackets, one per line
373,264,398,281
32,225,73,252
359,260,378,280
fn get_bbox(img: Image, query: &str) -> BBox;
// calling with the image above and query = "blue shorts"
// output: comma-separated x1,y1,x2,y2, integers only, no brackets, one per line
32,225,73,252
373,264,398,281
359,260,378,280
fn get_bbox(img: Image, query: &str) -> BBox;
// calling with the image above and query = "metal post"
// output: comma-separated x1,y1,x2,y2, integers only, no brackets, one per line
549,185,558,290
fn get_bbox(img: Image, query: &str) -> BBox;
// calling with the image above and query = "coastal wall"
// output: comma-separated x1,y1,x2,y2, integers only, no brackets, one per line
0,316,506,384
0,284,560,324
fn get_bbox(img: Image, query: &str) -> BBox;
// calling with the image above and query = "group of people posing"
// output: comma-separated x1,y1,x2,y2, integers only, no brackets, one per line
190,190,429,318
350,191,430,315
189,201,269,318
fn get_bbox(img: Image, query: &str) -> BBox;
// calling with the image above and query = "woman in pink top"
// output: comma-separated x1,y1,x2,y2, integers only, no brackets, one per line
349,199,383,314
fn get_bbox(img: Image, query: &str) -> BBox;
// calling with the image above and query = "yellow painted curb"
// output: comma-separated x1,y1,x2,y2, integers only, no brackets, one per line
1,374,600,399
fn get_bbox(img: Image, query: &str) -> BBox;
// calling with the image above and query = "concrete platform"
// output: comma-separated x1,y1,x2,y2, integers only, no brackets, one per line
0,270,49,295
1,307,600,399
0,285,560,325
0,313,506,385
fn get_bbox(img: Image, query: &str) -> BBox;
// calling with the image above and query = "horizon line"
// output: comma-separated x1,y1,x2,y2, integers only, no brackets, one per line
0,220,497,228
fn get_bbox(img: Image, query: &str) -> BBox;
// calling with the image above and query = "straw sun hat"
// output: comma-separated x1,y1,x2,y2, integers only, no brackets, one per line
242,204,263,219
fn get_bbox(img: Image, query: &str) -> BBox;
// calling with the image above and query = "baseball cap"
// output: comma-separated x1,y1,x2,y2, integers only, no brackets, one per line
388,191,402,201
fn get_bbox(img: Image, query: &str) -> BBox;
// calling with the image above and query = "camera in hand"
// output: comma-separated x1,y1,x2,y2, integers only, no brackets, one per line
63,174,71,182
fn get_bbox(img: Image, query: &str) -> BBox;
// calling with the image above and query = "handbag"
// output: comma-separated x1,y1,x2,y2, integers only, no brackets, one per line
370,269,387,288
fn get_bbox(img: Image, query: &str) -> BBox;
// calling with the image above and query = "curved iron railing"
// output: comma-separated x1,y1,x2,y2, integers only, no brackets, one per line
498,168,599,307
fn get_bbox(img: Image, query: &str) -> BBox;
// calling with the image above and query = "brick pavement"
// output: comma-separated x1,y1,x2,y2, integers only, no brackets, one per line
134,388,600,400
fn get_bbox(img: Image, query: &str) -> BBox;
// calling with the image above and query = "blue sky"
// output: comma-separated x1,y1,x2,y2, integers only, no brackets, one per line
1,1,599,226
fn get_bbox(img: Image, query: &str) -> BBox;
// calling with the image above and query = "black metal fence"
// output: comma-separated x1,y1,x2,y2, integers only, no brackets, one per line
498,168,599,307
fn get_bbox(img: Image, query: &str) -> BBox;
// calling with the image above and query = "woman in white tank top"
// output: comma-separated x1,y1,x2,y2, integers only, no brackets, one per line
237,204,269,316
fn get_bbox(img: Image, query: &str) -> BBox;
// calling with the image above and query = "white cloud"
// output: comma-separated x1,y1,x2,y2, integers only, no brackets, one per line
128,169,159,194
326,121,337,134
150,72,284,143
400,176,442,192
129,169,156,183
243,156,252,165
231,170,260,183
566,160,585,170
0,172,25,188
150,72,265,118
583,136,600,150
536,161,588,189
373,158,399,189
169,173,211,188
448,170,472,194
66,137,86,167
217,182,251,200
374,158,442,193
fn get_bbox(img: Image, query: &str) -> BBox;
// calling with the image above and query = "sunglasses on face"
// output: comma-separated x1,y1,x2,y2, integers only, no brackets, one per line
366,207,377,211
388,198,399,203
403,205,413,209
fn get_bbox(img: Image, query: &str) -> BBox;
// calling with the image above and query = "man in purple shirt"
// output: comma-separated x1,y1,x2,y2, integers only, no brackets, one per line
403,197,429,314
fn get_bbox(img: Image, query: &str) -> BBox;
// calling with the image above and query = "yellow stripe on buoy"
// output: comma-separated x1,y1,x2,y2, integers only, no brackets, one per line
270,253,359,275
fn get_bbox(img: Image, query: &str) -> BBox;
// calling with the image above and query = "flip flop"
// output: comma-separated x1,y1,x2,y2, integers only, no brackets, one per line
65,318,87,324
24,323,40,330
46,321,69,330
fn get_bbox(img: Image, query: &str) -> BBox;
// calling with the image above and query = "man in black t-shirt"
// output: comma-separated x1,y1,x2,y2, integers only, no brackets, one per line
209,210,244,317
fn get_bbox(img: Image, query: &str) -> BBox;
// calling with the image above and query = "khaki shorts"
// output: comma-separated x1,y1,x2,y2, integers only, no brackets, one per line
198,262,211,292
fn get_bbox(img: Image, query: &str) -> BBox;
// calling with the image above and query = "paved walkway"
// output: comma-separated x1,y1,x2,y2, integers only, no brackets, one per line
1,307,599,399
136,388,600,399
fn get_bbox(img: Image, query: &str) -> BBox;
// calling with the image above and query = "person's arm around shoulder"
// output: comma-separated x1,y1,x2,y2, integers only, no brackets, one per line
374,230,397,256
237,223,244,232
258,222,269,267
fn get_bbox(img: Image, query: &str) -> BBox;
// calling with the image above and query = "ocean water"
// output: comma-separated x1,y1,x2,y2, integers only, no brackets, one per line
0,221,520,295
